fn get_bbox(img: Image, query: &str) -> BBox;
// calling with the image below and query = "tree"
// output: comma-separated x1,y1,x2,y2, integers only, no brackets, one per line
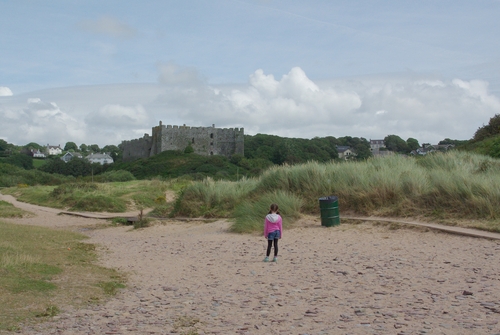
4,153,33,169
384,135,409,153
0,139,8,152
102,145,121,161
88,144,100,153
64,142,78,151
406,138,420,151
439,138,468,146
337,136,372,160
473,114,500,142
24,142,44,150
0,139,15,156
79,143,88,152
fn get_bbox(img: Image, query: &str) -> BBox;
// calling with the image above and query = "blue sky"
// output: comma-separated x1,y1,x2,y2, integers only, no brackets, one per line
1,0,500,147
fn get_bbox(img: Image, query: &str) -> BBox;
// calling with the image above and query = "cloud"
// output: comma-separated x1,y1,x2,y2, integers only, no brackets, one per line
217,67,362,129
0,87,13,96
86,104,150,127
0,98,85,145
1,67,499,147
78,16,136,39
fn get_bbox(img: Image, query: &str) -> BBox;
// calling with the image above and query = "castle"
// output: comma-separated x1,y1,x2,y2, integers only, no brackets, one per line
121,122,244,162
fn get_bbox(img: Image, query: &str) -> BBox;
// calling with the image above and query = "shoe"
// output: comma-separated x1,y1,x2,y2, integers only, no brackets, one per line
272,257,278,262
263,257,269,262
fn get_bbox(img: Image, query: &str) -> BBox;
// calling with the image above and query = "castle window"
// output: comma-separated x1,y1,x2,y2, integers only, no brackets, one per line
210,151,213,155
210,133,214,139
210,142,213,145
192,138,195,144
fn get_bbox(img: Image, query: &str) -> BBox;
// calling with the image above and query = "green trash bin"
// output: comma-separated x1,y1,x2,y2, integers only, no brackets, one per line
319,196,340,227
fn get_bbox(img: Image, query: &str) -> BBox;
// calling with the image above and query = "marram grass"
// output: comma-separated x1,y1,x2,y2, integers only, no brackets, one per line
174,151,500,233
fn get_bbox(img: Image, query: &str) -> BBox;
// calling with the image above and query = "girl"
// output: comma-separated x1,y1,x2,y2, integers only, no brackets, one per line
263,203,282,262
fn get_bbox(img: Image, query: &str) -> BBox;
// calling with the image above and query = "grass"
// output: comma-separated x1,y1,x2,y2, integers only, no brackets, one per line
0,221,125,331
0,200,32,218
1,179,176,213
173,177,259,218
173,151,500,233
231,190,303,234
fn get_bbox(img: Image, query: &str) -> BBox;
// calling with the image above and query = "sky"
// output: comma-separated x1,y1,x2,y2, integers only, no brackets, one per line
1,0,500,148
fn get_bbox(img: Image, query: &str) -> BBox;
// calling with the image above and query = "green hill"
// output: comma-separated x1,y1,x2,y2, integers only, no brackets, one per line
108,150,256,180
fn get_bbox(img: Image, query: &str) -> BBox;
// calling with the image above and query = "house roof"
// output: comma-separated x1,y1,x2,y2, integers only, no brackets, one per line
86,153,113,160
336,146,351,153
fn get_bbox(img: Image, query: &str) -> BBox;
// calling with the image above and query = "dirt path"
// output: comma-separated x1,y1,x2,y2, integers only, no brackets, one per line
2,195,500,335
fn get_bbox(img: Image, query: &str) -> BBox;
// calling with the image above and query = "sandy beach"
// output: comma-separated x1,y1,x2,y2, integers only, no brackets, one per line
1,194,500,335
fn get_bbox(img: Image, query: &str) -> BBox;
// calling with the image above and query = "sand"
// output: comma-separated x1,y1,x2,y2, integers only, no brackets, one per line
1,194,500,335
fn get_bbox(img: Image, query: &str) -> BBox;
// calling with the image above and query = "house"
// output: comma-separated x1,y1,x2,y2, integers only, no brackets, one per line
411,144,455,156
370,139,386,156
61,152,83,163
46,144,62,156
30,149,46,158
336,146,355,160
86,153,114,165
431,144,455,151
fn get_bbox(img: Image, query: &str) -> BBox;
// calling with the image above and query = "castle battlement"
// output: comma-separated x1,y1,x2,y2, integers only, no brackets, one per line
121,121,244,162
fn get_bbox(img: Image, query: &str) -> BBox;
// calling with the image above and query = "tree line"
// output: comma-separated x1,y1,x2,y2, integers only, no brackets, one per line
0,132,469,180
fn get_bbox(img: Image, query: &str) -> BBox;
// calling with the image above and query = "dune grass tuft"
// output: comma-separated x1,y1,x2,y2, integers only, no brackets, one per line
173,151,500,233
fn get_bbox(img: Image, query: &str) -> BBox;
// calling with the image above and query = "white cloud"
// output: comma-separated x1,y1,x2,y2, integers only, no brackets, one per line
1,68,499,146
86,104,150,127
78,16,136,39
0,87,13,96
0,98,84,145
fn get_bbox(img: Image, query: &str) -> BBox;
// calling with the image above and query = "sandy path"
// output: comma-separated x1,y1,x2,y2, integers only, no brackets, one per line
2,195,500,335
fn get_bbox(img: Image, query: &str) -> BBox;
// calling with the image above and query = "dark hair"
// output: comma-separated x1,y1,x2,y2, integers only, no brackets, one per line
268,203,280,215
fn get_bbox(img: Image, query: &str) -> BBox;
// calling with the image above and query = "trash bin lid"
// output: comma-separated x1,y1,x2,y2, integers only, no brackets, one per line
319,195,338,202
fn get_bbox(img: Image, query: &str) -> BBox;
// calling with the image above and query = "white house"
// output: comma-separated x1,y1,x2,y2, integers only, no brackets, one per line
86,153,114,165
336,146,355,160
46,144,62,156
31,149,46,158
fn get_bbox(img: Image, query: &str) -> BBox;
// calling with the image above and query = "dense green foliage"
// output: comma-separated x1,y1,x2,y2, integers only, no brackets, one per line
384,134,410,153
39,157,109,177
0,139,17,157
2,153,33,169
109,150,254,180
244,134,372,163
64,142,78,151
473,114,500,142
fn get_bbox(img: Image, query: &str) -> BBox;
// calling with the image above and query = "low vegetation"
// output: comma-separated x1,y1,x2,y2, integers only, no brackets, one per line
1,179,173,212
3,151,500,234
0,221,125,331
0,162,73,187
172,151,500,233
0,200,31,218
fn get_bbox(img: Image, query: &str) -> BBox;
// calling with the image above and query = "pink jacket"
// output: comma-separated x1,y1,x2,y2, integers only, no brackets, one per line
264,213,282,238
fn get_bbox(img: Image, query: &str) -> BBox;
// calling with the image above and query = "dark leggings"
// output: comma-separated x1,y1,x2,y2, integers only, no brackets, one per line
266,239,279,257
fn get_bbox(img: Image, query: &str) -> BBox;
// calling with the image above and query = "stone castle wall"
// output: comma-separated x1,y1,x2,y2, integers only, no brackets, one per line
121,134,153,162
121,122,244,162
